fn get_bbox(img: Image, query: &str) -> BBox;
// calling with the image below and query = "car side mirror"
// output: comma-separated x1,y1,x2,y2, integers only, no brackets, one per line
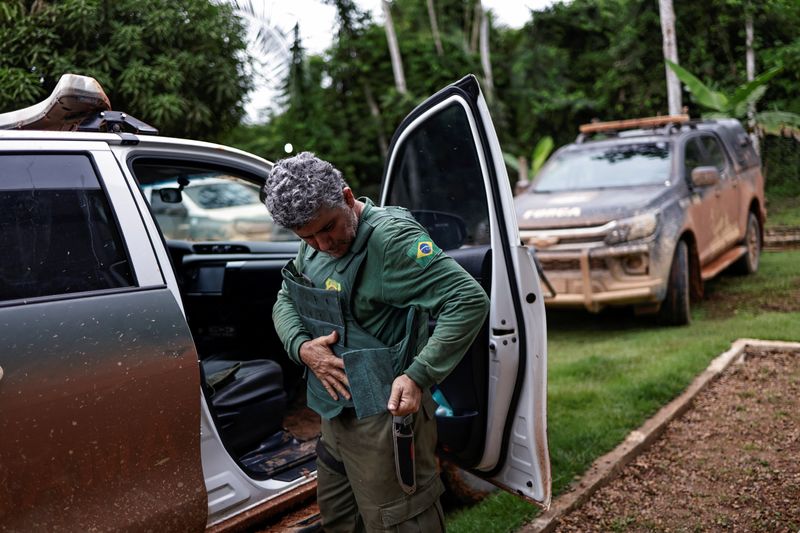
159,188,183,203
514,179,531,196
690,166,720,187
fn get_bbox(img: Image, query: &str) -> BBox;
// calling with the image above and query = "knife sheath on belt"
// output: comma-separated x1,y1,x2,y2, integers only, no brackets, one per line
393,414,416,494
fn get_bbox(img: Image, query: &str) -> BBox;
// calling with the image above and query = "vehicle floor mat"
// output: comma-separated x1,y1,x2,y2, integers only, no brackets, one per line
241,432,319,479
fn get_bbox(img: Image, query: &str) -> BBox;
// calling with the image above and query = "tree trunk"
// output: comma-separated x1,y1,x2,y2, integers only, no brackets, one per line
479,5,494,104
517,155,529,187
470,1,481,54
382,0,407,95
658,0,682,115
745,9,760,153
427,0,444,56
363,82,389,158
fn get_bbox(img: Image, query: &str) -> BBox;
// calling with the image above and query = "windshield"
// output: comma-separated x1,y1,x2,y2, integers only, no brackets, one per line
533,142,672,192
183,181,261,209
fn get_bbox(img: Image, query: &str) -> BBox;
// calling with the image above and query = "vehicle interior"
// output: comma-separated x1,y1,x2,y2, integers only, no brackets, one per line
132,157,494,482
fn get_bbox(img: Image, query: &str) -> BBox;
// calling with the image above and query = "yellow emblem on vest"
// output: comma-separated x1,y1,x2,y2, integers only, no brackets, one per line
416,241,434,259
325,278,342,291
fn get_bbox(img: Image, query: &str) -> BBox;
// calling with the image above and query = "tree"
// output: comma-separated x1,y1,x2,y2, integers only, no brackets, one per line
230,0,291,102
503,136,554,191
426,0,444,56
382,0,408,94
0,0,252,140
478,2,494,103
658,0,682,114
744,5,757,150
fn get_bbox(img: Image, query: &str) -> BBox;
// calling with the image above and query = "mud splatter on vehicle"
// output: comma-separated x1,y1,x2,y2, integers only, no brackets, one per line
516,115,765,325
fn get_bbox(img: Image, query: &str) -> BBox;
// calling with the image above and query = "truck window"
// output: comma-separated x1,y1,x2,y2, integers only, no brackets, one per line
683,138,706,180
132,160,297,243
384,102,491,247
0,154,135,302
699,135,728,174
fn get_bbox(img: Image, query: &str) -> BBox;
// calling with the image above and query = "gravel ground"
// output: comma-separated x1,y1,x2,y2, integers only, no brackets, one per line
554,348,800,533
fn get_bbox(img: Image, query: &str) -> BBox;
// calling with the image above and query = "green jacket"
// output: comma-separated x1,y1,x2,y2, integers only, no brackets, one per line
273,199,489,395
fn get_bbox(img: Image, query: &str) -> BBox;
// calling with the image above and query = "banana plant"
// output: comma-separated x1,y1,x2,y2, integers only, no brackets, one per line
504,136,554,195
666,60,800,140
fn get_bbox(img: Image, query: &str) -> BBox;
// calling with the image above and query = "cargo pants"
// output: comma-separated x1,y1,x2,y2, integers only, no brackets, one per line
316,391,445,532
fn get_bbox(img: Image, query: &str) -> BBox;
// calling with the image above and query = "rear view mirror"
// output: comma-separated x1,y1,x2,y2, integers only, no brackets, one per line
159,188,183,203
410,210,467,251
690,166,720,187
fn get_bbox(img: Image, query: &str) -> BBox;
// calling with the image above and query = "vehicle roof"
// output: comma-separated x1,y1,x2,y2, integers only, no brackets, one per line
0,129,272,168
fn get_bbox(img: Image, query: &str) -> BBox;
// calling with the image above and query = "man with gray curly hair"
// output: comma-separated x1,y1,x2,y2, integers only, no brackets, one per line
265,151,347,230
267,152,488,532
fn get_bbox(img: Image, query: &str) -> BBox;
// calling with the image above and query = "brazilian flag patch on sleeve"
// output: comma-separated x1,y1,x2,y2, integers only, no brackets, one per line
406,234,442,269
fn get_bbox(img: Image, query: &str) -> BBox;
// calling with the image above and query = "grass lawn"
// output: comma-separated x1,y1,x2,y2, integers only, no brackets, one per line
446,249,800,533
766,195,800,228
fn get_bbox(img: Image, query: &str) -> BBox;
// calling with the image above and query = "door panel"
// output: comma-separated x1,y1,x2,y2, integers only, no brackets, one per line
0,146,207,529
0,290,206,531
432,246,491,465
699,135,741,246
683,137,726,263
381,75,550,506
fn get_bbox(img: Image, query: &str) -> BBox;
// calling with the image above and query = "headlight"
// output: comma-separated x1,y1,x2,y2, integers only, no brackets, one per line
605,213,658,244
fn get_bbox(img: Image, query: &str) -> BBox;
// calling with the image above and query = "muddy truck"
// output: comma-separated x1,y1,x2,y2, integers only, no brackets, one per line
515,115,765,325
0,74,550,530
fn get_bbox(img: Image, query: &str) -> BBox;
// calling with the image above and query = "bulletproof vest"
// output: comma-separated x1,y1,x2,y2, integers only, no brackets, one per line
281,205,425,420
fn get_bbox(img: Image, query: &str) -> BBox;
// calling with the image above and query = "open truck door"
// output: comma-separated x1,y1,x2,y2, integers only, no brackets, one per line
380,75,551,506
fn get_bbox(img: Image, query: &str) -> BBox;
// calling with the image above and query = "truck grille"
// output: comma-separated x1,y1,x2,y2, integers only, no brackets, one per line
539,257,607,271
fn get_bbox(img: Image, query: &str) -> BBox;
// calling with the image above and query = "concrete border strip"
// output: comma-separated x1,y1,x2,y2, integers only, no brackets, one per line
521,338,800,533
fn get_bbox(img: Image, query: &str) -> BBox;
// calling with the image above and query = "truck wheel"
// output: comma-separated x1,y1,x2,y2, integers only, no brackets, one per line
732,212,761,275
658,240,690,326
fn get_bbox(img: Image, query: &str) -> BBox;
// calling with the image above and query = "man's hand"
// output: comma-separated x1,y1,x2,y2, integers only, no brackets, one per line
387,374,422,416
299,331,350,401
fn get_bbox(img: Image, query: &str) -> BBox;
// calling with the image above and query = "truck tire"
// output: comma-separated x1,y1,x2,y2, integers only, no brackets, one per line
658,240,690,326
732,212,761,275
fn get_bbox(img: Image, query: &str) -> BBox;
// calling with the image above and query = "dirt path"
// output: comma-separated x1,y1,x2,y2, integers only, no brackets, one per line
553,348,800,533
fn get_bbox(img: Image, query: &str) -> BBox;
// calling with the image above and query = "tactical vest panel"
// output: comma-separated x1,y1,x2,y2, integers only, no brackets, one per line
282,206,424,420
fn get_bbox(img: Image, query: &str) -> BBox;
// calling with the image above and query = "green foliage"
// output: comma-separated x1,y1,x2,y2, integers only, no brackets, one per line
503,135,553,183
224,0,485,192
221,0,800,194
762,135,800,198
766,197,800,227
757,111,800,138
666,60,800,140
0,0,251,140
531,136,554,175
666,60,737,112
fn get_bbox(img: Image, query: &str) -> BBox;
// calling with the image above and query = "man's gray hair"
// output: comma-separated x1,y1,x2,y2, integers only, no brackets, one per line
263,152,348,229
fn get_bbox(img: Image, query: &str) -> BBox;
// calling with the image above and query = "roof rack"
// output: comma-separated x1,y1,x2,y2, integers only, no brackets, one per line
78,111,158,135
579,114,690,134
0,73,158,135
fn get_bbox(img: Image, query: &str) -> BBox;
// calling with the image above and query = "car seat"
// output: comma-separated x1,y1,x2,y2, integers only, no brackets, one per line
201,356,288,457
